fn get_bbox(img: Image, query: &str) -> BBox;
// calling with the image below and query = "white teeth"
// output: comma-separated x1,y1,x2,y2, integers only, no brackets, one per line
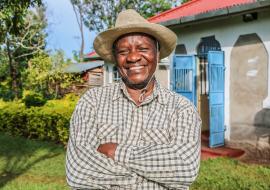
129,66,144,70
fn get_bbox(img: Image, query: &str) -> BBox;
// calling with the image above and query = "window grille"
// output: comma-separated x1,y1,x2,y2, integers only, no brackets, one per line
113,66,121,82
197,36,221,95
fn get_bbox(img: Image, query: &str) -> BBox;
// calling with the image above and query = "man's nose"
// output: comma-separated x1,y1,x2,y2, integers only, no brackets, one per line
126,51,141,63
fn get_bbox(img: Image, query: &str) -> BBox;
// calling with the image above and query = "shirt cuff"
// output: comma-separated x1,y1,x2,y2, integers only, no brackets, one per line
114,145,132,165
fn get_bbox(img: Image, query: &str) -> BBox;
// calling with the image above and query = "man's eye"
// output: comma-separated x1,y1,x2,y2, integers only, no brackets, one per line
139,47,149,52
117,50,129,55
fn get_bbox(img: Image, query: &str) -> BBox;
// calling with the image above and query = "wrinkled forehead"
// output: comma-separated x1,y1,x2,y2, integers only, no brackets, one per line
113,32,157,47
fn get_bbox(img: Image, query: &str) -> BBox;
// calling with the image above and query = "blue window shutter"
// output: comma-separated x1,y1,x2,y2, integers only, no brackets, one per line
208,51,225,148
173,55,197,106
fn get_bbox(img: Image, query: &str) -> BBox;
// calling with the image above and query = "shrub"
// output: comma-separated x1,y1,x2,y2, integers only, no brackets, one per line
22,92,47,108
0,81,15,101
63,93,79,102
0,98,78,145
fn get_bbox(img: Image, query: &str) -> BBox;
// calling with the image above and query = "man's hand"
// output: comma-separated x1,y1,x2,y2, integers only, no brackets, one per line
97,143,118,160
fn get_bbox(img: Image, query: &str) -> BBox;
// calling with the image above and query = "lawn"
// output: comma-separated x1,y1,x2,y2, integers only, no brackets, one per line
0,132,269,190
0,133,68,190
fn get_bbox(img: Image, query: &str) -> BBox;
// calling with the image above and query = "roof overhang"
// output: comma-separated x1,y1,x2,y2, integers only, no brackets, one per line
64,61,104,73
158,1,270,28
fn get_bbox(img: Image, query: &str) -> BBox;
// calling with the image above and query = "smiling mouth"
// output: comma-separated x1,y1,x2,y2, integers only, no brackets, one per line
128,65,144,70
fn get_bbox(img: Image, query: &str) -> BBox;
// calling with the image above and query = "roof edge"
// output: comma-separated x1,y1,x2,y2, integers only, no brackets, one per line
148,0,201,22
158,1,270,27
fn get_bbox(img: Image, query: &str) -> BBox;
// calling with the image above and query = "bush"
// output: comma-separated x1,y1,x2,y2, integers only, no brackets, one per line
0,98,78,145
0,81,15,101
63,93,79,102
22,92,47,108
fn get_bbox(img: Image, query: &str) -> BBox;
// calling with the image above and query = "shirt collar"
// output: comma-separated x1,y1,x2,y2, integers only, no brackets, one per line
156,83,168,105
112,79,168,105
112,81,122,101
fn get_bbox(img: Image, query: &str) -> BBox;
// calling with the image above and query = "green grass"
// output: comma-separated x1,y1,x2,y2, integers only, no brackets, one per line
0,133,68,190
191,158,270,190
0,132,269,190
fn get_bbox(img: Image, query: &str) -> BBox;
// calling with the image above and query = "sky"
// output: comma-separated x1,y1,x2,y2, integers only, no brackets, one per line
44,0,182,60
44,0,97,59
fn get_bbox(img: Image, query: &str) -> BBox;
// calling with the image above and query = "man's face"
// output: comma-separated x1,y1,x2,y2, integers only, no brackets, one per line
114,33,159,88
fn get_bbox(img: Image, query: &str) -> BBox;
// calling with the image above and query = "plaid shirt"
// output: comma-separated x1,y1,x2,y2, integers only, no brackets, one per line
66,80,201,190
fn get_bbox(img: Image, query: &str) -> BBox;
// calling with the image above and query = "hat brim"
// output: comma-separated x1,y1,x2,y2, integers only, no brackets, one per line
93,23,177,63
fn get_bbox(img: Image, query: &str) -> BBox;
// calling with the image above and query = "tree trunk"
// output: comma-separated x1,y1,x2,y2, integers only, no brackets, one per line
7,40,19,99
71,2,85,61
79,10,85,61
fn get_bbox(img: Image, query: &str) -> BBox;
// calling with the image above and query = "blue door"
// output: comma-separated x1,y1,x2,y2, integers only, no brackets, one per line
173,55,197,106
208,51,225,148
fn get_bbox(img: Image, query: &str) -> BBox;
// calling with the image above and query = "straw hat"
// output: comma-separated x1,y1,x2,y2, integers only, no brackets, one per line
93,9,177,63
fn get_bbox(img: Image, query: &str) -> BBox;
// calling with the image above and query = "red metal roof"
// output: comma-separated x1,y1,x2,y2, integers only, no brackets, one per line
85,51,97,58
148,0,256,23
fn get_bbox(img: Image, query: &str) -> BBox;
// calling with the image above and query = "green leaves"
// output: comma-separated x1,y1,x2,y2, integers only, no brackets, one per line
22,92,47,108
0,97,78,145
0,0,43,40
74,0,177,32
24,51,82,98
181,0,192,4
1,3,47,100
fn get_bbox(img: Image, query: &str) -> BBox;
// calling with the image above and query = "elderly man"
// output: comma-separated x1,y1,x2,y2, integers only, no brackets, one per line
66,9,201,190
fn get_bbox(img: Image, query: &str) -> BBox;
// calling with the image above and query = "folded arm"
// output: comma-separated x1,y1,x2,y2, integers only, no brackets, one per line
114,103,201,189
66,93,139,189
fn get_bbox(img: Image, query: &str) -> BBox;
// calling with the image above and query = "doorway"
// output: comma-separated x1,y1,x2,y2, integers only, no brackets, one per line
173,36,225,147
197,36,221,132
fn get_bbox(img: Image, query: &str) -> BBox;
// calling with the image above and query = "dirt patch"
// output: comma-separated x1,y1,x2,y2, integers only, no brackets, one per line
227,140,270,165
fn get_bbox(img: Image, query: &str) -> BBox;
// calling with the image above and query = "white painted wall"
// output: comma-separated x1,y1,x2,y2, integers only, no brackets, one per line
170,10,270,140
103,63,114,84
157,58,170,89
103,65,107,86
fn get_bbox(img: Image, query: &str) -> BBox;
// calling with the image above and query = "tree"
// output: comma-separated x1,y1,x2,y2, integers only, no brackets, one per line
181,0,192,4
0,0,42,43
70,0,85,61
0,3,46,99
0,49,11,100
25,51,82,98
79,0,177,32
68,0,177,59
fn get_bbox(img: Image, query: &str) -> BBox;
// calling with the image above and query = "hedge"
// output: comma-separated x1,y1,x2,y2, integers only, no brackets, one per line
0,96,78,145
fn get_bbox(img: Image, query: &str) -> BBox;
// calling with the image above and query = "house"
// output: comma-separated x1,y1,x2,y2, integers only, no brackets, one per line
64,52,104,92
149,0,270,156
